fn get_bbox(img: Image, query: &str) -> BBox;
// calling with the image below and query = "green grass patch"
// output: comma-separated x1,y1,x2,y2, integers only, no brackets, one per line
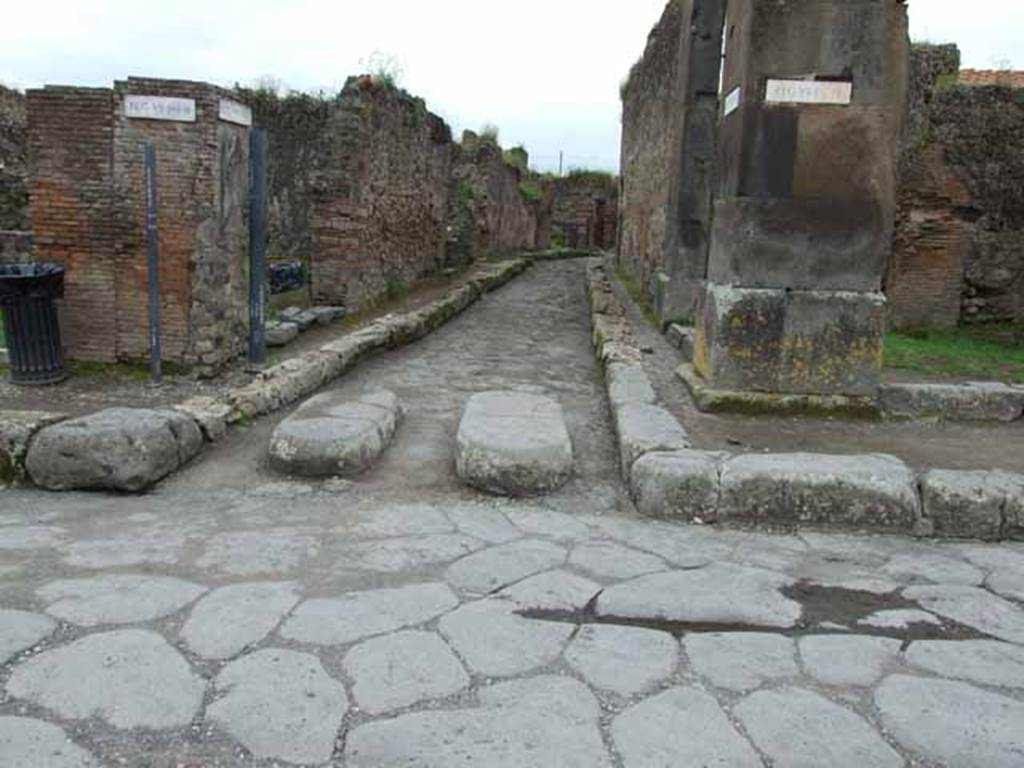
615,266,658,328
885,324,1024,383
519,180,544,203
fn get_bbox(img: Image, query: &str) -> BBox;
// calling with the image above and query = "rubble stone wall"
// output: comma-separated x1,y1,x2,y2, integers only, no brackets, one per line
550,172,619,252
0,85,28,231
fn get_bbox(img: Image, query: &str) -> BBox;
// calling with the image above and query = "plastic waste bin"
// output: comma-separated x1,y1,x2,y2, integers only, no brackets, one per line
0,263,67,385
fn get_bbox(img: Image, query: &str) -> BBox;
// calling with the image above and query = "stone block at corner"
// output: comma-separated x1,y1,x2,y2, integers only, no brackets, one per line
606,363,657,410
921,469,1024,541
25,408,202,492
879,382,1024,423
614,403,691,480
630,450,727,522
719,453,920,530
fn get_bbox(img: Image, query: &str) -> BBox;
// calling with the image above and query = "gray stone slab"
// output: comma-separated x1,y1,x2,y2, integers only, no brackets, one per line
345,675,610,767
505,506,594,541
25,408,203,492
719,452,920,529
0,525,66,550
613,403,691,478
879,382,1024,422
180,582,300,660
613,687,762,768
565,625,678,696
438,599,574,677
445,539,566,594
737,687,903,768
0,610,56,664
269,389,402,478
496,569,601,612
921,469,1024,541
630,450,724,521
210,648,348,765
876,675,1024,767
343,630,470,715
684,632,798,692
597,564,802,629
568,540,668,581
347,503,454,538
280,582,458,646
882,552,985,586
197,527,319,576
606,363,657,410
5,629,204,730
62,528,190,568
335,534,484,573
799,635,903,687
0,410,67,483
265,321,299,347
446,503,521,544
907,640,1024,689
904,584,1024,644
989,567,1024,603
38,574,206,626
0,717,100,768
310,305,346,325
455,391,574,496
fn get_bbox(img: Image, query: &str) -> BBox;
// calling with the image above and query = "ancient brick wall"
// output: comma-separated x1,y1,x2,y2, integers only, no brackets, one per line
27,79,250,369
549,172,619,251
0,85,28,231
889,45,1024,328
310,77,454,309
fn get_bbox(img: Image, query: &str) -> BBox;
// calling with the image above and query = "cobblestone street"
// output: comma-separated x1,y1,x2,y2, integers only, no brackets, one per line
2,262,1024,766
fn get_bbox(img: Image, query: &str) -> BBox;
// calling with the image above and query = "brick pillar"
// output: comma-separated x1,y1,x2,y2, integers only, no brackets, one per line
694,0,909,396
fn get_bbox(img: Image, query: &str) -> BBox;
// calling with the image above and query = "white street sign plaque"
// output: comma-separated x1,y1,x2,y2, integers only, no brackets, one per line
124,95,197,122
724,87,741,117
765,79,853,106
219,99,253,127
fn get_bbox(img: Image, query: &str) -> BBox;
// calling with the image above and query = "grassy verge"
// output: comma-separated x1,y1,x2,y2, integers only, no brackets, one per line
884,324,1024,383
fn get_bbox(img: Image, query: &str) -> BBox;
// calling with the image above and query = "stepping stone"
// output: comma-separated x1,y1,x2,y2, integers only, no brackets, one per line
38,574,206,626
345,675,610,767
180,582,300,660
280,582,459,646
684,632,798,693
566,625,678,696
210,649,348,765
613,688,761,768
25,408,203,492
455,391,574,496
736,687,903,768
0,717,100,768
5,629,205,730
876,675,1024,767
280,306,317,331
269,389,403,477
343,630,470,715
0,610,56,664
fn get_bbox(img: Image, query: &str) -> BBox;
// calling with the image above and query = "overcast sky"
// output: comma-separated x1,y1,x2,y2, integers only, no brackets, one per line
3,1,1022,172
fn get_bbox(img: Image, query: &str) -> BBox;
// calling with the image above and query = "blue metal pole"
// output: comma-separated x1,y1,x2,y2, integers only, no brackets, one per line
144,143,162,385
248,128,268,369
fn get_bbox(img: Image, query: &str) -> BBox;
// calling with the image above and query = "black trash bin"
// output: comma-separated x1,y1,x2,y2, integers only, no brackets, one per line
0,263,67,386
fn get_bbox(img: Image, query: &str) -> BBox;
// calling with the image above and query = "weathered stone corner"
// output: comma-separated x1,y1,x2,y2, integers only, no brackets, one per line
0,410,68,484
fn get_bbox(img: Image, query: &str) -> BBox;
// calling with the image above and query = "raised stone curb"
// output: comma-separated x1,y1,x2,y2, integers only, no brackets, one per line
0,410,67,484
879,382,1024,423
585,260,1021,540
269,389,403,478
665,323,694,361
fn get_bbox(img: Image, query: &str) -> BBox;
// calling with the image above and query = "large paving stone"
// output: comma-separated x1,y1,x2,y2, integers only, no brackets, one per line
882,552,985,586
345,675,610,767
439,599,574,677
334,534,484,573
565,624,678,696
496,569,602,612
269,389,403,478
879,382,1024,422
629,449,724,521
197,527,320,576
455,391,574,496
445,539,566,594
280,582,458,646
907,640,1024,689
343,630,470,715
446,503,521,543
612,687,762,768
505,506,594,541
684,632,798,692
613,403,691,479
210,648,348,765
568,540,668,581
876,675,1024,767
921,469,1024,541
180,581,300,660
799,635,903,687
719,452,920,529
0,610,56,664
0,717,100,768
265,320,299,347
736,687,903,768
6,629,204,730
38,574,206,626
904,584,1024,644
597,564,802,629
25,408,203,492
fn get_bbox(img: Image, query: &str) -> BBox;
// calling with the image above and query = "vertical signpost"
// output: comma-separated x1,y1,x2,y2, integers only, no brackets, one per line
248,128,268,370
144,143,162,385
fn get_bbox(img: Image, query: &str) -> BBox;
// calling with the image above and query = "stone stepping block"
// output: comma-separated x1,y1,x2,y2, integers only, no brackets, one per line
455,391,574,496
25,408,202,492
265,321,299,347
269,389,402,478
